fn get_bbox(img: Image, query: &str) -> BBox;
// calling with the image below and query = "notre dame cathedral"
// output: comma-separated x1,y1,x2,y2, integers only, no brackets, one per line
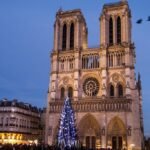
45,1,144,149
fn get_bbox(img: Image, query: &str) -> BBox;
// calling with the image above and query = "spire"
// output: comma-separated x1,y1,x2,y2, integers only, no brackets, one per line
137,72,142,91
138,72,141,81
58,7,63,12
121,0,128,3
57,7,63,15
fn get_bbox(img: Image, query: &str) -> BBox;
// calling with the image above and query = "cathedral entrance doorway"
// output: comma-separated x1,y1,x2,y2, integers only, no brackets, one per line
107,117,127,149
112,136,123,150
86,136,96,149
78,114,101,149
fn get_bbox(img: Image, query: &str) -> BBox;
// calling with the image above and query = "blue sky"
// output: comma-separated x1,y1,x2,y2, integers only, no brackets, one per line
0,0,150,135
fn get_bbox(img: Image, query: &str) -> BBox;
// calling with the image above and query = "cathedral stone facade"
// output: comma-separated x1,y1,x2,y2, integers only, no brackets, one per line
45,1,144,149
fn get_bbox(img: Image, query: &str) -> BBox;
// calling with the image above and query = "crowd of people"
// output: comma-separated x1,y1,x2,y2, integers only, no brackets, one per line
0,144,113,150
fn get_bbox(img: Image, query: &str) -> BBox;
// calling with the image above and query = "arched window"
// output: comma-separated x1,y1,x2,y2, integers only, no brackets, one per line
70,23,74,49
110,84,114,97
109,17,113,45
117,17,121,44
61,87,65,99
117,54,121,66
118,84,123,97
82,54,100,69
62,24,67,50
68,87,73,98
69,59,74,70
6,117,9,126
110,55,113,67
60,60,64,71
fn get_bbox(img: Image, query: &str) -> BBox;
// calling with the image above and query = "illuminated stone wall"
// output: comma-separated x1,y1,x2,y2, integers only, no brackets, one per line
45,1,144,150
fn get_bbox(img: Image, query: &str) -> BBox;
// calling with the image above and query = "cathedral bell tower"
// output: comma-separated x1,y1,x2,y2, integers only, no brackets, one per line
100,0,131,46
53,9,88,51
50,9,88,102
99,1,135,98
46,9,88,144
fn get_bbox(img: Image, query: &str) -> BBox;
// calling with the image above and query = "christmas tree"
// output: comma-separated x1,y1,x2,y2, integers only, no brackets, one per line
57,97,77,148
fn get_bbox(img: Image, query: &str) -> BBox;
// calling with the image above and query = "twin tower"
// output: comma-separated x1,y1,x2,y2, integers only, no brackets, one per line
45,1,144,150
53,0,131,51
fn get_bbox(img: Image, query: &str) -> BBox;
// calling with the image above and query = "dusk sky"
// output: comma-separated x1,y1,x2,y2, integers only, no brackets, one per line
0,0,150,135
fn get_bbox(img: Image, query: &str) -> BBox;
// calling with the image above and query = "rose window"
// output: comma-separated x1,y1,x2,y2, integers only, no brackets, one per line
83,77,99,96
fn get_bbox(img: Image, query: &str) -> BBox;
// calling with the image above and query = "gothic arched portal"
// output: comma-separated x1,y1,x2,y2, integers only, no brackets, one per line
78,114,101,149
107,117,127,150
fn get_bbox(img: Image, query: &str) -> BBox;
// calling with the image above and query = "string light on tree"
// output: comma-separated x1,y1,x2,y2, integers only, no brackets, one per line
57,97,77,148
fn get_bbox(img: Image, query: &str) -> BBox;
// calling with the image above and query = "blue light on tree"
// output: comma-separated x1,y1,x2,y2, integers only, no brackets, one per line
57,97,77,148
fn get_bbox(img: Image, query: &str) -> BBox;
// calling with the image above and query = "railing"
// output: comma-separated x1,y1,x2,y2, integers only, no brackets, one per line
0,125,39,134
0,107,40,118
49,98,132,113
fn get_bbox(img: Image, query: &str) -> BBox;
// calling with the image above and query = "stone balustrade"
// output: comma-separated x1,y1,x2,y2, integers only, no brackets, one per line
49,98,132,113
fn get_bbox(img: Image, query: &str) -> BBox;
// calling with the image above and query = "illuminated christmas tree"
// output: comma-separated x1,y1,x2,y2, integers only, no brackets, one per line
57,97,77,148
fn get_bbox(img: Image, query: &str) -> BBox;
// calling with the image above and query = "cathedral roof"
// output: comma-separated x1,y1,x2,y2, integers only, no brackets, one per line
56,9,83,17
55,8,86,25
103,1,128,8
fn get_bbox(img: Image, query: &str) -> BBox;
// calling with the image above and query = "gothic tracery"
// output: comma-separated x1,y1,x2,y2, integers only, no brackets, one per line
46,1,144,149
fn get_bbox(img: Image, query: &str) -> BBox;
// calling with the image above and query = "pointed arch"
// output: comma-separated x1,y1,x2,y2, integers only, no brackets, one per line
117,83,123,97
116,53,121,66
117,16,121,44
109,17,113,45
107,117,126,135
60,87,65,99
107,117,127,149
70,23,74,49
78,114,100,137
109,73,126,86
62,23,67,50
78,114,101,149
68,87,73,98
109,84,114,97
